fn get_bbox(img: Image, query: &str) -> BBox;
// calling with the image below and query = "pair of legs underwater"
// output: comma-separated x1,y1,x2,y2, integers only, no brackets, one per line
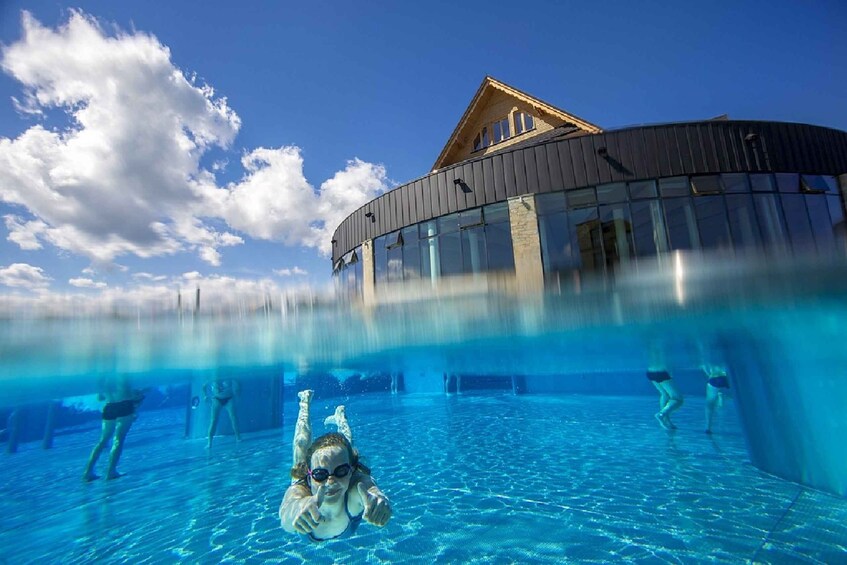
82,414,133,481
704,378,730,434
293,390,352,466
207,397,241,449
652,379,683,431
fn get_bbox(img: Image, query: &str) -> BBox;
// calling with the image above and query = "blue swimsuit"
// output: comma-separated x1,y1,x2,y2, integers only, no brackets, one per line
308,489,364,542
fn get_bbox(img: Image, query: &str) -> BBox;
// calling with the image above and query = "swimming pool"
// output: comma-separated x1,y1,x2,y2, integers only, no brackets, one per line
1,254,846,562
1,393,845,563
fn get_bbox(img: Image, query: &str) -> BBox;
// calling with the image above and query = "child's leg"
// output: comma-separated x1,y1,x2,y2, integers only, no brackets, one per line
292,390,312,467
327,405,353,445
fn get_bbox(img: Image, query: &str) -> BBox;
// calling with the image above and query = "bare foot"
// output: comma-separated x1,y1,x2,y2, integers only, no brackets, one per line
106,471,123,480
298,390,313,403
324,405,345,427
82,473,99,482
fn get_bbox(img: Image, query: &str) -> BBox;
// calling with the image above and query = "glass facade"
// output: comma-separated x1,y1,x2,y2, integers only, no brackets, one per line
370,202,515,291
537,173,845,286
333,246,363,299
333,172,846,299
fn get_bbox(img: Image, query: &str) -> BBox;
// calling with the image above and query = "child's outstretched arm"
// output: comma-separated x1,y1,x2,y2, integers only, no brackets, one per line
279,483,324,535
354,474,392,527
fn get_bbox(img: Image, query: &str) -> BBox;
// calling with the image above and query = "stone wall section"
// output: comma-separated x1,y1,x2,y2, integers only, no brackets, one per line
507,194,544,293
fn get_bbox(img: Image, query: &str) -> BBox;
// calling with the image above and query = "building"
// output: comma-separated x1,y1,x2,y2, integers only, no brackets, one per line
332,77,847,303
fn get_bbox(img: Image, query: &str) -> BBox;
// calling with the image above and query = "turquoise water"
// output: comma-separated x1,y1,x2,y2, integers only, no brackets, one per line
2,394,846,563
2,254,847,562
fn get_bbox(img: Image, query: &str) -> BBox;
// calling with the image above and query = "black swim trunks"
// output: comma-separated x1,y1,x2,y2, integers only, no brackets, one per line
102,400,136,420
708,375,730,389
647,370,671,383
215,396,233,407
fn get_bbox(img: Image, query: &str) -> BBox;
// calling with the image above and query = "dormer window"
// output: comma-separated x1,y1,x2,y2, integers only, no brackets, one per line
493,118,510,143
471,112,533,153
514,111,534,135
473,127,491,151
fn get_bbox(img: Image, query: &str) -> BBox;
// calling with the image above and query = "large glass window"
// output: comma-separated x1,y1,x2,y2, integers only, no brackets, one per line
348,248,362,298
332,246,364,299
485,220,514,270
402,226,421,280
397,205,516,283
420,231,440,280
386,231,403,283
538,210,571,273
439,230,462,276
569,207,603,272
630,200,669,256
461,225,487,274
828,194,845,227
754,194,788,249
726,194,761,249
805,194,835,253
781,194,814,252
374,235,388,285
599,203,634,270
694,196,732,250
664,197,700,250
484,202,514,271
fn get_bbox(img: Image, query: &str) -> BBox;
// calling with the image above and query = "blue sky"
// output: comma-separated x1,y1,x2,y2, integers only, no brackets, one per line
0,1,845,306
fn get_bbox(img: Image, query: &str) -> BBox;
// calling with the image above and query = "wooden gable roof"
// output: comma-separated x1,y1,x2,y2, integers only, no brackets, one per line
432,76,602,171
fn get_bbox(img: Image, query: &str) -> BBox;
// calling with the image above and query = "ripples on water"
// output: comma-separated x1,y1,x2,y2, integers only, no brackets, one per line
2,254,846,401
1,253,846,562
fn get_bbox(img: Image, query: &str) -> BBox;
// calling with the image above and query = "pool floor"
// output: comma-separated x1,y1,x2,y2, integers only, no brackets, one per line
1,392,846,563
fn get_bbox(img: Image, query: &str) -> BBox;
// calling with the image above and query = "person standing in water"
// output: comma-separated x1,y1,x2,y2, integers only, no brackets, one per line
646,340,684,431
702,363,730,434
204,378,242,448
279,390,391,541
82,376,145,481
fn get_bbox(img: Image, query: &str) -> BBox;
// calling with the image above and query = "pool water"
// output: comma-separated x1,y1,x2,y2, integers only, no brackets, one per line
2,392,845,563
2,254,847,562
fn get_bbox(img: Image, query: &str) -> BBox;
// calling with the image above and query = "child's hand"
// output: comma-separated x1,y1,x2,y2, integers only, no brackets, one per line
293,486,324,534
357,483,391,527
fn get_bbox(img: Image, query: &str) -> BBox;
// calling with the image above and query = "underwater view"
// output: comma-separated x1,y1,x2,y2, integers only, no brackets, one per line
2,254,847,563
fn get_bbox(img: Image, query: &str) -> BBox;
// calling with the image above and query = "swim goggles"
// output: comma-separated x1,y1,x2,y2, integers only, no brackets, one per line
308,463,352,482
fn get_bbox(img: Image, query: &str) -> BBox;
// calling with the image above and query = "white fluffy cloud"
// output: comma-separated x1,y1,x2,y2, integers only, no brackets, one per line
274,266,308,277
0,10,388,270
68,277,106,289
0,262,51,288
